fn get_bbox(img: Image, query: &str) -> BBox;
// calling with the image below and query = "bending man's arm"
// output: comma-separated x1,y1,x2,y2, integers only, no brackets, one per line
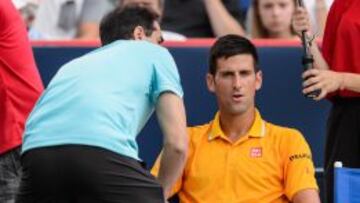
156,92,188,198
293,189,321,203
203,0,245,37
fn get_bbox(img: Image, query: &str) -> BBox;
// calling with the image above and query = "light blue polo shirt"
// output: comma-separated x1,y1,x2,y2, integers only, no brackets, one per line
22,40,183,160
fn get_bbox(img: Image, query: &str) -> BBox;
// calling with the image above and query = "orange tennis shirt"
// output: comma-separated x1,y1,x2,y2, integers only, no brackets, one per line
151,110,318,203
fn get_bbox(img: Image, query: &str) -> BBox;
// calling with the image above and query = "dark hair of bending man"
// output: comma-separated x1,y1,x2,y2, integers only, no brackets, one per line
100,5,162,45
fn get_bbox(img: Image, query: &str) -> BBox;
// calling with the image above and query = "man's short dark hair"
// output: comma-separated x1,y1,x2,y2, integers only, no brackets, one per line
209,35,260,75
100,6,159,45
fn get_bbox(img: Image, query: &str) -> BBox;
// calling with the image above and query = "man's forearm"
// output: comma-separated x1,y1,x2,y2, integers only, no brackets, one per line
155,93,188,198
157,143,187,198
310,43,329,70
203,0,245,37
342,72,360,93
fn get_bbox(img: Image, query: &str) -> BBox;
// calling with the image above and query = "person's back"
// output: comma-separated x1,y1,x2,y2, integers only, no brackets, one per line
17,6,188,202
23,40,179,160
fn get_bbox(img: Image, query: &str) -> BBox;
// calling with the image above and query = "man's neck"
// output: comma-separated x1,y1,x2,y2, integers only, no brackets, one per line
219,108,256,143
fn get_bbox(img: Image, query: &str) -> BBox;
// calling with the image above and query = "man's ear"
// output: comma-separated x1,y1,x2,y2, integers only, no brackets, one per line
206,73,216,93
255,70,263,91
133,25,145,40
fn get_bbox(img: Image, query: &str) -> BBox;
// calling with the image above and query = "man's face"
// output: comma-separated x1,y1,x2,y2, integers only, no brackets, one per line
122,0,162,17
207,54,262,116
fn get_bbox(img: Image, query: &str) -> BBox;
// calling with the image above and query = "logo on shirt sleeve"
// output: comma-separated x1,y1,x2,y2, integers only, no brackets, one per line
250,147,262,158
289,153,311,161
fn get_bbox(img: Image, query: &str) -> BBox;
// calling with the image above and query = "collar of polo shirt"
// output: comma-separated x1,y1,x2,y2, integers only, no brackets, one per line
208,109,266,142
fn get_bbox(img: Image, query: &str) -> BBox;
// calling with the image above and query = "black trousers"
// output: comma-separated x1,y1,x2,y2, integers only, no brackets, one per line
16,145,164,203
324,97,360,203
0,147,22,203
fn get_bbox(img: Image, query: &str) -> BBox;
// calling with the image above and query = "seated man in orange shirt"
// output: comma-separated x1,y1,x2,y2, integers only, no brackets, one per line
152,35,321,203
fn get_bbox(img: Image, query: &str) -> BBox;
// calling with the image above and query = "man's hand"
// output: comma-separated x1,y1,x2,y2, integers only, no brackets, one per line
302,69,344,100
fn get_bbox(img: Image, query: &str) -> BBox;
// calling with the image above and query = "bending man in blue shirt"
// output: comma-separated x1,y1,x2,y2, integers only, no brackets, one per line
16,6,188,203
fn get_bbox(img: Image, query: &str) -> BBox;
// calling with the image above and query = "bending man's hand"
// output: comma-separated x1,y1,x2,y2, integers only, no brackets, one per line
302,69,344,100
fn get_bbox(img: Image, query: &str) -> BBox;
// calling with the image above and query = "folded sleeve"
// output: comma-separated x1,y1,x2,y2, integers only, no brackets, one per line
282,130,319,200
150,48,183,104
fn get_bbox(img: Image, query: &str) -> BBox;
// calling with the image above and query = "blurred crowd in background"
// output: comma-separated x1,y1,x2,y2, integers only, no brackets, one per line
12,0,333,41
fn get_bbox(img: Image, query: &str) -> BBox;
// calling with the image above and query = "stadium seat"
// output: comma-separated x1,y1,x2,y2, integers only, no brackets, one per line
334,161,360,203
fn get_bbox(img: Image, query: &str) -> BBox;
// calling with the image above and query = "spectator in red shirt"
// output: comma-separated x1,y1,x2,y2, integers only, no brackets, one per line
0,0,43,201
293,1,360,202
